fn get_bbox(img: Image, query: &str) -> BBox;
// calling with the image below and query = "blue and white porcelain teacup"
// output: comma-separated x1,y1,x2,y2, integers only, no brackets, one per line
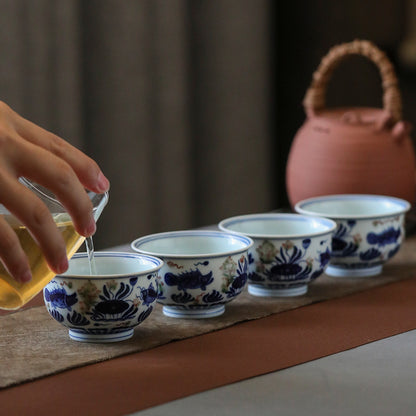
131,230,253,318
43,252,163,343
219,213,336,297
295,194,411,277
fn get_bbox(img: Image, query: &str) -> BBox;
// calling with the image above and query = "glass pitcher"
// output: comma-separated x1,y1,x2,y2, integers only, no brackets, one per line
0,178,108,310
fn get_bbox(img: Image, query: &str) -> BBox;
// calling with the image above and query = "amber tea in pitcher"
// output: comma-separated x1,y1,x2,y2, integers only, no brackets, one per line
0,217,84,309
0,179,108,310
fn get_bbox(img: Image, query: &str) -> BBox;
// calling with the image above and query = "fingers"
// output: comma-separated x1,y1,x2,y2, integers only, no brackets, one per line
14,140,97,238
0,176,69,277
0,101,108,283
0,216,32,283
10,107,110,193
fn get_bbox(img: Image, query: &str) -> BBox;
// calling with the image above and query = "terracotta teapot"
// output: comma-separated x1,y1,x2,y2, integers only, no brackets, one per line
286,40,416,206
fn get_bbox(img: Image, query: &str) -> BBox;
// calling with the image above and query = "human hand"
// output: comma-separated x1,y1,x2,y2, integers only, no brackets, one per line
0,101,110,283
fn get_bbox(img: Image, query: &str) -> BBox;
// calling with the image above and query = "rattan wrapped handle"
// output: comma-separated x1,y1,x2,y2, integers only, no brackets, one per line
303,40,402,123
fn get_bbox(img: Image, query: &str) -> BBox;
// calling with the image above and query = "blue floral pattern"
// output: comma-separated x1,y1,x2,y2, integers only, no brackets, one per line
331,220,361,257
249,237,331,290
44,274,158,338
89,280,139,323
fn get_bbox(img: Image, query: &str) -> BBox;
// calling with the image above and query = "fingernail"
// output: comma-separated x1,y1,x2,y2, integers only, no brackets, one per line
85,219,96,236
97,172,110,192
57,257,68,275
19,270,32,283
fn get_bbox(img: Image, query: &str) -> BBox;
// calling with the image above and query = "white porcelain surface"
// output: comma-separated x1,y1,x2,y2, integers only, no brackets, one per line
295,194,410,219
248,284,308,297
134,231,251,257
63,254,162,276
219,213,335,237
43,252,163,343
295,195,411,277
219,214,336,297
131,231,253,318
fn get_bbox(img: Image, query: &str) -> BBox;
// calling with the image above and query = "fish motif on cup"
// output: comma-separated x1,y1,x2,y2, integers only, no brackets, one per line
44,287,77,311
140,284,158,306
164,269,214,291
366,227,401,247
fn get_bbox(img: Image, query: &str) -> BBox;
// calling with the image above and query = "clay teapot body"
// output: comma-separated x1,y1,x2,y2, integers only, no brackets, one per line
286,40,416,206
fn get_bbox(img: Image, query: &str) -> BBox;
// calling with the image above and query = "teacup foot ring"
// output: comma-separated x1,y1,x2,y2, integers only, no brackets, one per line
68,328,134,343
326,264,383,278
163,304,225,319
248,284,308,297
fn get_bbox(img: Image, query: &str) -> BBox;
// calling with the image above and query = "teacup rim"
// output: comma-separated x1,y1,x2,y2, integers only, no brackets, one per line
294,194,411,220
131,230,253,259
218,213,337,239
55,251,163,279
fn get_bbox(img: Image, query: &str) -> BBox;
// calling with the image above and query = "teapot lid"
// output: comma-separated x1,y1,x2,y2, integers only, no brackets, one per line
315,107,388,127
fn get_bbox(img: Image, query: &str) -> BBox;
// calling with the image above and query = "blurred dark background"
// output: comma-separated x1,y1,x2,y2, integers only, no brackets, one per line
0,0,415,248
